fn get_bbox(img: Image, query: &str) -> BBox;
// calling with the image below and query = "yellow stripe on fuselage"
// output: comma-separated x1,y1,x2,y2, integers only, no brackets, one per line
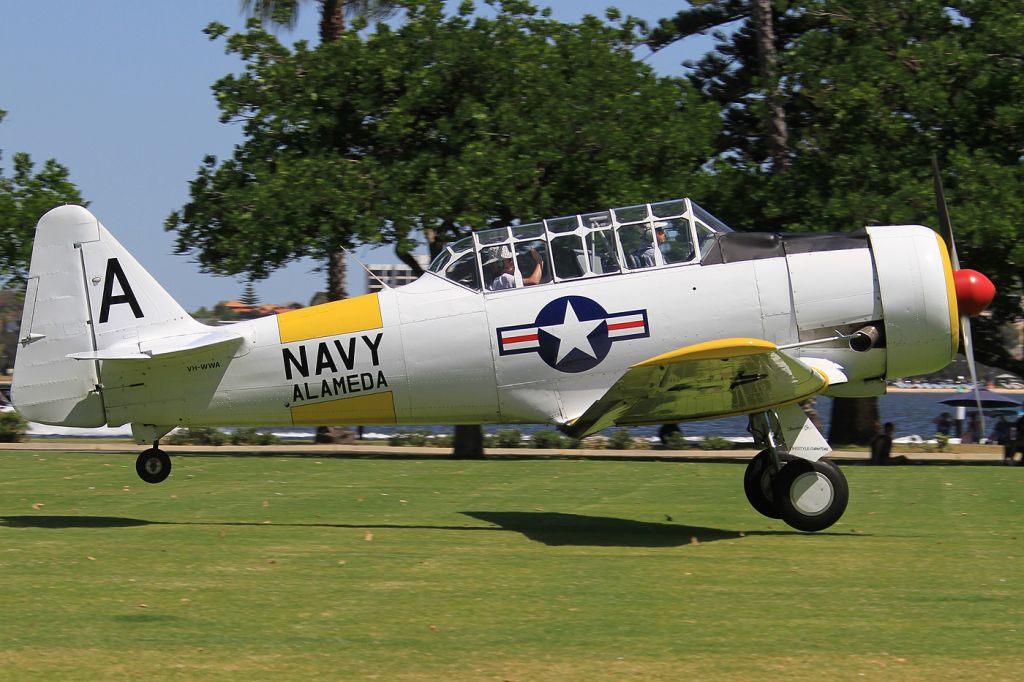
277,293,383,344
935,232,959,360
290,390,397,425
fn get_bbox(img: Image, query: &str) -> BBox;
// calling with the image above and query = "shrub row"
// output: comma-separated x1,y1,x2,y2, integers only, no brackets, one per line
0,412,740,451
167,427,280,446
0,411,29,442
383,428,743,451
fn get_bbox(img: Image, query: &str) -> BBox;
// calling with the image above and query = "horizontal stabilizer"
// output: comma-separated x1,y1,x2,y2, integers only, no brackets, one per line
68,329,244,361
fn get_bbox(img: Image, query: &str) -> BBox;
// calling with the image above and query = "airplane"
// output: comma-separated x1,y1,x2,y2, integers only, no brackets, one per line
11,179,994,533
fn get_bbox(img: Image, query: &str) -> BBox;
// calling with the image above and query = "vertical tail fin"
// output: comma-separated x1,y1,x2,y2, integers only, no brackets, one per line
12,205,201,425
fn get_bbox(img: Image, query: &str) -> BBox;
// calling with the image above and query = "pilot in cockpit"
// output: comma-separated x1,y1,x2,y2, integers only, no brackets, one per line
635,224,668,268
488,245,544,290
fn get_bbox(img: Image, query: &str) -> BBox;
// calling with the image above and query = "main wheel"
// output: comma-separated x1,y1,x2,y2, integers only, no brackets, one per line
743,449,793,519
136,448,171,484
773,458,848,532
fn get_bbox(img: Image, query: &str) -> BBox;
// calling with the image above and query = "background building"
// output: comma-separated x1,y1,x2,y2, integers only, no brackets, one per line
364,256,430,293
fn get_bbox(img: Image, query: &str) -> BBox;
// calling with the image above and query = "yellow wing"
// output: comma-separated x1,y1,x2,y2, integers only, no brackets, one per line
565,338,829,438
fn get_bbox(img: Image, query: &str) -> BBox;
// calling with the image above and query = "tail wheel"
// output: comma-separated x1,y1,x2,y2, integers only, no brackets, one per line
743,449,792,519
773,458,848,532
136,448,171,484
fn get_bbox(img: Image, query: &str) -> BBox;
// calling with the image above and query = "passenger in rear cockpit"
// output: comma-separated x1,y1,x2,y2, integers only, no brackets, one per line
635,224,667,268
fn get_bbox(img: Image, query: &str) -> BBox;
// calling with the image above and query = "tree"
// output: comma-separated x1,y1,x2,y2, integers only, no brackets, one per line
239,0,399,444
0,109,86,284
169,1,720,455
649,0,790,171
776,0,1023,442
649,1,825,428
650,0,1024,443
242,0,400,44
240,280,259,306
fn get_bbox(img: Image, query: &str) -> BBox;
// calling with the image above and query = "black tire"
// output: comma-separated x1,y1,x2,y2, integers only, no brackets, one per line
136,448,171,484
773,458,848,532
743,449,787,519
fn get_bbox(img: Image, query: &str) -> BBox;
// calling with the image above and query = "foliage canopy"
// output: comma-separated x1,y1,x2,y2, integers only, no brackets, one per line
0,110,86,284
649,0,1024,373
167,0,720,278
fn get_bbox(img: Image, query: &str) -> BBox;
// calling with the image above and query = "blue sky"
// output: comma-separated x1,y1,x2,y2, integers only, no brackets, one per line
1,1,714,311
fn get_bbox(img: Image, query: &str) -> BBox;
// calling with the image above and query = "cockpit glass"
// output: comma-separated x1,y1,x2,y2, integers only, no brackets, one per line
545,216,579,233
695,221,718,258
476,226,510,246
585,229,620,275
657,217,696,264
618,223,657,270
691,201,734,233
650,199,687,218
428,250,451,273
431,197,719,291
515,240,552,286
449,236,475,253
614,204,649,223
444,251,481,291
550,234,586,280
581,210,612,230
512,222,545,239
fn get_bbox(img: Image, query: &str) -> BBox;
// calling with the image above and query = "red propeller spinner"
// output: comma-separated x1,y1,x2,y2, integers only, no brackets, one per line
953,268,995,316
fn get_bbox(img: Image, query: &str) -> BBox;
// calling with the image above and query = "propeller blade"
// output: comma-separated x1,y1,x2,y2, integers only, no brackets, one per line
931,154,960,269
960,313,986,440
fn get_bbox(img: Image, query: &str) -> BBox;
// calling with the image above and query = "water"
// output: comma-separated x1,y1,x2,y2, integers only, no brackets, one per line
363,392,1017,441
643,392,1010,441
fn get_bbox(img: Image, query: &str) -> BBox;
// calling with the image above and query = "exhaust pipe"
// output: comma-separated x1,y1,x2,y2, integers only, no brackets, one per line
849,324,882,353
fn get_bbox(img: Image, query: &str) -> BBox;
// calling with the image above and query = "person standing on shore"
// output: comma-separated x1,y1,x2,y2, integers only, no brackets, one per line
1008,413,1024,465
870,422,894,465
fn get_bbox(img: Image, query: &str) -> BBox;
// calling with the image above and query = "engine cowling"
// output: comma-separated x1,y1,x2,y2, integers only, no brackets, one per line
866,225,959,379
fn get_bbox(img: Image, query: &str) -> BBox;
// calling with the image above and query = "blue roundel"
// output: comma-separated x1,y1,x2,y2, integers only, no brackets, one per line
535,296,612,373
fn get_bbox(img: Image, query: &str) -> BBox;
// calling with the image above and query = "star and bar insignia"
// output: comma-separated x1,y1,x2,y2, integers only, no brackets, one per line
496,295,650,373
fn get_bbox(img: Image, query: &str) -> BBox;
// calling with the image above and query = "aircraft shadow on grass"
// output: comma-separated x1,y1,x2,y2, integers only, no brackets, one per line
0,512,858,547
460,511,813,546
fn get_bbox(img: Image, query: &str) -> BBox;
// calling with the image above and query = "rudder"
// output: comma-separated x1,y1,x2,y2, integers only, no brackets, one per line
12,205,200,426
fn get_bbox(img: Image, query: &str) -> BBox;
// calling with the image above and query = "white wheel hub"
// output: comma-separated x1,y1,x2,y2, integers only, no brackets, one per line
789,471,834,516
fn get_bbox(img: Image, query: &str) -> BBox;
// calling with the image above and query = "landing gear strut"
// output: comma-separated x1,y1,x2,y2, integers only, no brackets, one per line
744,412,848,532
136,442,171,484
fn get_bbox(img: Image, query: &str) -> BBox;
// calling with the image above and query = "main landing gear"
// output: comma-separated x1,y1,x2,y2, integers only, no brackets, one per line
744,413,849,532
136,442,171,484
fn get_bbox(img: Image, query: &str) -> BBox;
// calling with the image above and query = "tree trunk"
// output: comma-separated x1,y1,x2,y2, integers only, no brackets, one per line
422,222,486,458
828,397,880,446
752,0,788,171
316,246,355,443
319,0,344,43
452,424,485,459
396,249,426,276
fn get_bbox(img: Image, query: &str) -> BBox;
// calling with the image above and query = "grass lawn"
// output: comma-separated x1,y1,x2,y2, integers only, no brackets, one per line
0,452,1021,681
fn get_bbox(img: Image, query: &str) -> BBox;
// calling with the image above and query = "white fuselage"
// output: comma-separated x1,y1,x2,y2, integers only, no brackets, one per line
115,245,889,430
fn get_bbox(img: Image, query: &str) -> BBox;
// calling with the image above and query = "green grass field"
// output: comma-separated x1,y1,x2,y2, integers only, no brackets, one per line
0,452,1021,681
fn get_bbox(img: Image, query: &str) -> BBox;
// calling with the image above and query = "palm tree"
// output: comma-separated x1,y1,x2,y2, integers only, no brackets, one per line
242,1,399,43
241,0,399,305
